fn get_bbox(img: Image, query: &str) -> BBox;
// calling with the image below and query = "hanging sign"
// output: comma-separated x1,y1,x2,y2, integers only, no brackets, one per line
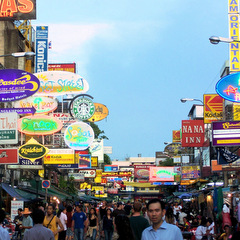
18,138,49,161
44,149,75,164
18,115,63,135
0,69,40,102
34,71,89,96
14,96,58,114
0,149,18,164
64,122,94,150
88,103,109,122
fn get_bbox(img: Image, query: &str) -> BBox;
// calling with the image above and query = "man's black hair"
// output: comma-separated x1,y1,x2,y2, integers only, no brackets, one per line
18,208,23,212
32,208,45,224
0,209,6,223
146,198,165,211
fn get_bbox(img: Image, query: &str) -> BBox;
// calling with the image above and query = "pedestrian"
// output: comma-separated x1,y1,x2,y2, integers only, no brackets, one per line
66,205,73,240
206,217,215,240
178,208,187,226
165,207,177,225
14,208,23,240
129,202,149,240
103,208,114,240
23,208,54,240
43,204,64,240
115,214,135,240
21,208,33,237
112,202,126,218
0,209,10,240
71,205,87,240
219,225,232,240
57,207,67,240
87,207,98,240
141,198,183,240
99,201,107,239
195,216,207,240
124,201,132,216
173,202,182,221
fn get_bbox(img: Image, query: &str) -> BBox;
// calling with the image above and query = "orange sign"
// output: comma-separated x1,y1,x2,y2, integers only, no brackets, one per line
211,160,222,172
88,103,109,122
203,94,223,123
172,130,181,143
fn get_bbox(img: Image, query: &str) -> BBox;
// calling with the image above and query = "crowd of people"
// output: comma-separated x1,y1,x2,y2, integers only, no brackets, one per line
1,199,240,240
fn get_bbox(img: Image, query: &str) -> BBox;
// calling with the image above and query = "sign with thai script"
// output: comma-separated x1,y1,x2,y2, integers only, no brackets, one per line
181,120,204,147
216,72,240,102
203,94,223,123
229,0,240,72
134,165,151,180
34,71,89,96
14,96,58,114
0,69,40,102
11,201,24,221
88,103,109,122
149,167,175,182
48,63,76,73
35,26,48,73
78,169,96,178
212,121,240,146
0,148,18,164
44,149,75,164
0,112,18,144
64,122,94,150
181,166,200,179
18,115,63,135
0,0,36,20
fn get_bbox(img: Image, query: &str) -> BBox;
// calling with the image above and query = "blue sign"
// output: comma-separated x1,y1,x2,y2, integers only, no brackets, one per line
35,26,48,73
52,164,79,169
42,180,50,189
19,157,42,165
216,72,240,102
152,182,176,186
104,165,118,171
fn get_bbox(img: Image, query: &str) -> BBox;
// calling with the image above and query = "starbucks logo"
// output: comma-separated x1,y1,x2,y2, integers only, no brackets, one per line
72,97,95,120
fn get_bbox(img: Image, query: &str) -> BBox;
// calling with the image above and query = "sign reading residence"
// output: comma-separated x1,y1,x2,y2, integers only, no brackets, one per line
0,112,18,144
34,71,89,96
0,69,40,102
18,115,63,135
0,149,18,164
88,103,109,122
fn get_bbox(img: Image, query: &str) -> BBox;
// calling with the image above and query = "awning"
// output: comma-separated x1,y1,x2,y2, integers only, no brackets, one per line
1,183,29,201
123,182,156,188
180,179,208,185
15,189,38,200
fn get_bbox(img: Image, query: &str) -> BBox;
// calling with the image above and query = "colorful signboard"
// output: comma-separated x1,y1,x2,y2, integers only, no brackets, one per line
52,164,78,169
71,96,95,120
233,103,240,120
78,169,96,178
89,139,104,163
203,94,223,123
91,156,98,167
18,115,63,135
0,0,36,20
149,167,175,182
75,152,91,168
50,113,76,132
172,130,181,143
216,72,240,102
229,0,240,72
19,157,42,166
0,149,18,164
102,171,132,177
35,26,48,73
11,201,24,221
181,166,200,179
34,71,89,96
68,173,84,182
88,103,109,122
0,69,40,102
104,165,118,172
44,149,75,164
181,120,204,147
48,63,76,73
134,165,151,180
0,112,18,144
18,138,49,161
212,121,240,146
64,122,94,150
14,96,58,114
0,107,36,115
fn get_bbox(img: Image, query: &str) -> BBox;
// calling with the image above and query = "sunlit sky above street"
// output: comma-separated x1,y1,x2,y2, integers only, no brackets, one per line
34,1,229,160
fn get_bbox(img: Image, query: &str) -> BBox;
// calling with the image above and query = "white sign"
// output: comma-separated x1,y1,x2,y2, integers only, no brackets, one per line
68,173,85,181
78,169,96,178
182,156,190,164
104,146,113,154
50,113,76,132
0,112,18,144
11,201,24,220
173,156,181,163
90,139,104,163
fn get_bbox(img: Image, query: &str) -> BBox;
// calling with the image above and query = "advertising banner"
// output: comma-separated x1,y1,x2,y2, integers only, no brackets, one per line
35,26,48,73
181,166,200,179
50,113,76,132
104,165,118,172
75,153,91,168
149,167,175,182
203,94,223,123
91,156,98,167
0,0,36,20
172,130,181,143
78,169,96,178
212,121,240,146
88,103,109,122
68,173,84,182
89,139,104,163
181,120,204,147
19,157,42,166
233,103,240,120
44,149,75,164
52,164,78,169
48,63,76,73
0,149,18,164
0,112,18,144
102,171,132,177
134,165,151,180
11,201,24,220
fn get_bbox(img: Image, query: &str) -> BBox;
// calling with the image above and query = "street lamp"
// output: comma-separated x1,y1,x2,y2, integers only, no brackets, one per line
209,36,240,44
35,175,40,199
0,52,35,58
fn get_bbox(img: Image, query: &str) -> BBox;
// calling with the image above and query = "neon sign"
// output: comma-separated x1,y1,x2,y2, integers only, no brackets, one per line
64,122,94,150
216,72,240,102
18,115,63,135
34,71,89,96
149,167,175,182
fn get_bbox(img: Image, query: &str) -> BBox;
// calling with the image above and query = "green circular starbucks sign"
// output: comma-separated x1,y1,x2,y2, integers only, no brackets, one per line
72,97,95,120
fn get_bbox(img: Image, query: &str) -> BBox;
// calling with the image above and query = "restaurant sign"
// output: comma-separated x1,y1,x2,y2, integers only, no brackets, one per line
18,138,49,161
0,148,18,164
0,69,40,102
88,103,109,122
134,165,151,180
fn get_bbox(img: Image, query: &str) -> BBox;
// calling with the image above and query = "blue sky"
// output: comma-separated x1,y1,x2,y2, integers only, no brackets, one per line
34,0,229,160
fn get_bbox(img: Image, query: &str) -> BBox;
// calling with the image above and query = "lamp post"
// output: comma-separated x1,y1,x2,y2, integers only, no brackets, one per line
35,175,40,199
209,36,240,44
0,52,35,58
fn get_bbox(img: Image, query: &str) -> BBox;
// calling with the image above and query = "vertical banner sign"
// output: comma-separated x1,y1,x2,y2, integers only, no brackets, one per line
181,120,204,147
172,130,181,142
35,26,48,73
229,0,240,72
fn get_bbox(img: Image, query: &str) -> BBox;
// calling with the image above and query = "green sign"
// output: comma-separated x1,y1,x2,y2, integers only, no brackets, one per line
0,130,16,140
72,97,95,120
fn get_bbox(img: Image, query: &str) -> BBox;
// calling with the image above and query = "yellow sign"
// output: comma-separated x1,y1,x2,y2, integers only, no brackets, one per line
80,182,91,190
229,0,240,72
91,156,98,167
44,149,75,164
38,170,44,178
92,186,107,197
233,103,240,120
88,103,109,122
96,169,102,177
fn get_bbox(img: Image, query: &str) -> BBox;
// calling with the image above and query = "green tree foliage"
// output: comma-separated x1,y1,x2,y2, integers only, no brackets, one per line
104,154,112,165
59,176,76,195
89,122,108,140
159,157,174,166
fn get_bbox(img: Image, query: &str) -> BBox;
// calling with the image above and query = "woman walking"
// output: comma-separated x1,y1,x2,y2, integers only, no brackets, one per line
103,208,114,240
87,207,98,240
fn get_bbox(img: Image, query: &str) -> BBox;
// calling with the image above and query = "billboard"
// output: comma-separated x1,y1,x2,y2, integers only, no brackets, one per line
0,0,36,20
212,121,240,146
172,130,181,143
48,63,76,73
75,152,91,168
78,169,96,178
233,103,240,120
0,149,18,164
203,94,223,123
88,103,109,122
182,120,204,147
44,149,75,164
50,113,76,132
104,165,118,172
149,167,175,182
89,139,104,163
35,26,48,73
181,166,200,179
134,165,151,180
91,156,98,167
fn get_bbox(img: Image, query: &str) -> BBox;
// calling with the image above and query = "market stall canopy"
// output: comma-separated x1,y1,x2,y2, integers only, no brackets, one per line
1,183,29,201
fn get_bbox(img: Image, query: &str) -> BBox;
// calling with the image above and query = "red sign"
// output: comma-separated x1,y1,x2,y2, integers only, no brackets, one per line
0,149,18,164
134,165,151,180
48,63,76,73
42,180,50,189
181,120,204,147
102,171,132,177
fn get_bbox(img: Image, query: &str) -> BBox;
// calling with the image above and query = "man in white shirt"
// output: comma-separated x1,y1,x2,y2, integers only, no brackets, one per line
178,209,187,225
0,209,10,240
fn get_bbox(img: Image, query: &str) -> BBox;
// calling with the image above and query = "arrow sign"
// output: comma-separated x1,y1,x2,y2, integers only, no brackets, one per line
0,106,36,115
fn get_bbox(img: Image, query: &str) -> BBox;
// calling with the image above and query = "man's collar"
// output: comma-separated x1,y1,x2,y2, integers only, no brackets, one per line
148,221,168,231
